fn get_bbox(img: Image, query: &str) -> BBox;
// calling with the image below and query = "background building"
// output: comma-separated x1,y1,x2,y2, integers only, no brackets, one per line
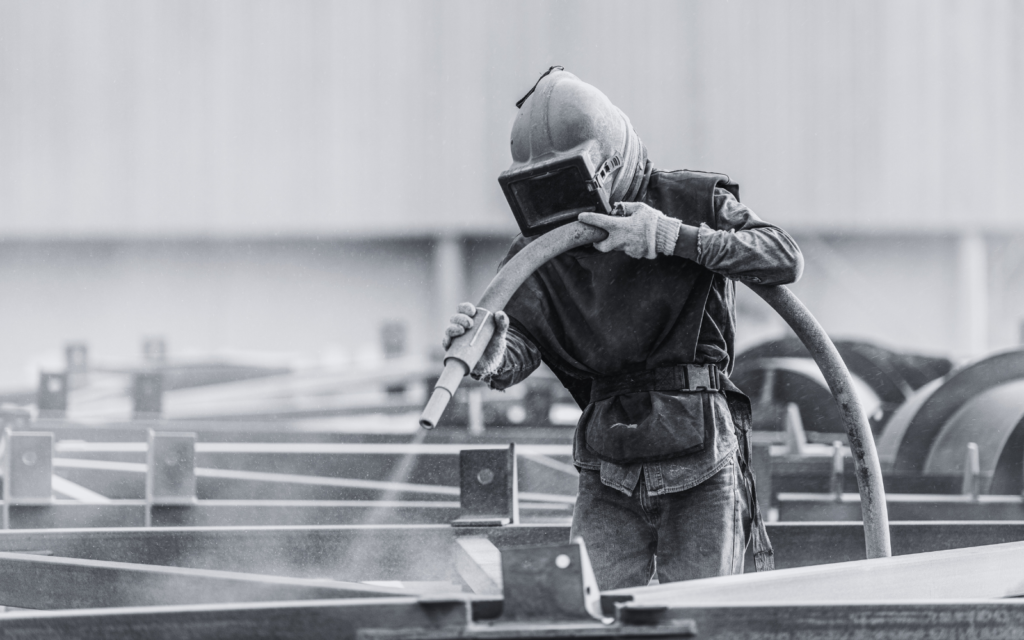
0,0,1021,387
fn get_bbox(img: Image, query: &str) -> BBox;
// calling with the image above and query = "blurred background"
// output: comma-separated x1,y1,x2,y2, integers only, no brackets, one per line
0,0,1021,389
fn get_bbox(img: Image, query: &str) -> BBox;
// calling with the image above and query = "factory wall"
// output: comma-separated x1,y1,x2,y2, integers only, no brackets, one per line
0,1,1021,386
1,0,1022,237
0,238,438,387
1,232,1021,389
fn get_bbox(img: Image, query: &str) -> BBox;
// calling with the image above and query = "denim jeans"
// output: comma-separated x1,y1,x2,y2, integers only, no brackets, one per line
569,453,750,590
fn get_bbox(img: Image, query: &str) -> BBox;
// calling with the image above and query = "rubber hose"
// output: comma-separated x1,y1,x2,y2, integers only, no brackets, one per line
419,221,891,559
745,283,891,559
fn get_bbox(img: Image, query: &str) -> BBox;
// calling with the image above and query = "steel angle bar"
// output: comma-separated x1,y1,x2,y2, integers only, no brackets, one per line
50,475,112,503
193,443,574,456
756,521,1024,569
0,596,471,640
453,537,503,595
516,451,579,476
0,521,1016,579
0,500,568,529
609,540,1024,606
0,524,567,580
54,456,576,505
55,441,574,457
54,457,461,496
610,601,1024,639
0,500,466,529
196,468,460,496
777,492,1024,521
0,551,415,609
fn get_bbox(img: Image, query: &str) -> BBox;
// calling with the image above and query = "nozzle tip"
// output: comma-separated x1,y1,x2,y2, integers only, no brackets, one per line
419,387,452,431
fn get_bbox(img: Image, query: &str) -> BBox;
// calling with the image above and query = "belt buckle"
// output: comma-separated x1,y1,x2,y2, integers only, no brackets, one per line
686,365,711,391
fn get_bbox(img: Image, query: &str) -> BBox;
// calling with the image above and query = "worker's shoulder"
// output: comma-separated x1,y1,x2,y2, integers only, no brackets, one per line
499,234,531,268
651,169,738,197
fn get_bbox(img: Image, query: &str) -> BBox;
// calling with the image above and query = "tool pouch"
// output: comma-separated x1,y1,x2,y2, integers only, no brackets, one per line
581,364,719,466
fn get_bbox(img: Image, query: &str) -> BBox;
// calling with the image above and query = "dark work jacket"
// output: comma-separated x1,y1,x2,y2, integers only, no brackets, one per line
498,169,775,571
501,170,743,464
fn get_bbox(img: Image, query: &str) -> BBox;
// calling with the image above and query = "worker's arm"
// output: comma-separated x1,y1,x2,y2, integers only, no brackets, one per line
479,324,542,390
673,187,803,285
442,304,541,390
579,189,803,285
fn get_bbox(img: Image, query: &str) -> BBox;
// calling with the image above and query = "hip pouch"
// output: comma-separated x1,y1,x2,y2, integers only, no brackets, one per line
581,364,720,465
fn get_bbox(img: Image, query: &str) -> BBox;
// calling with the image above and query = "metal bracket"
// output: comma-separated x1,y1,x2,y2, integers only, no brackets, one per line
133,372,164,418
146,430,197,508
2,429,53,507
37,372,67,418
500,538,601,622
452,445,518,527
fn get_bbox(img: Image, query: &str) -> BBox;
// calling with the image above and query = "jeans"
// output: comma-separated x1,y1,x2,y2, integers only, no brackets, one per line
569,453,750,590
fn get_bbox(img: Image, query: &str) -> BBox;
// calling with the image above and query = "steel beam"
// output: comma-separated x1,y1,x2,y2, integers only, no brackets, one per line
0,521,1018,582
0,500,466,528
0,524,568,582
754,521,1024,569
0,552,416,609
0,499,572,529
3,598,1024,640
614,602,1024,640
610,540,1024,605
51,455,577,503
778,492,1024,521
453,537,502,595
0,598,471,640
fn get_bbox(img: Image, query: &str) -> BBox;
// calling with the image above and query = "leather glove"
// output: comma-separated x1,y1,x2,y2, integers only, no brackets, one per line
579,202,682,259
441,302,509,378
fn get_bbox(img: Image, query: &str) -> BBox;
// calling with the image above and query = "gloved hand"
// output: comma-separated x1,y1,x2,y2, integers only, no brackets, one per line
579,202,682,259
442,302,509,378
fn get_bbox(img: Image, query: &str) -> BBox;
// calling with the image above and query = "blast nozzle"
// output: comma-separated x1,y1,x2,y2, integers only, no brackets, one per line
418,358,469,430
419,388,450,430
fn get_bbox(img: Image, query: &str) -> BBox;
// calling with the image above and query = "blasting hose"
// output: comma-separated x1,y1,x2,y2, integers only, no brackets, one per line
419,221,891,560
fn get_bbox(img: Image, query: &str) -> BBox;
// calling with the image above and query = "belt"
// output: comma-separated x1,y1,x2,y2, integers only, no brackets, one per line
589,364,721,404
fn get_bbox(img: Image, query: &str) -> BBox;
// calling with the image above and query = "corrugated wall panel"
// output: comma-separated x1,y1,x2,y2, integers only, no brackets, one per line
0,0,1020,237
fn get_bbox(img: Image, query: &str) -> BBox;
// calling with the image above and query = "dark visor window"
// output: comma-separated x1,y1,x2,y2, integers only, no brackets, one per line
509,165,594,226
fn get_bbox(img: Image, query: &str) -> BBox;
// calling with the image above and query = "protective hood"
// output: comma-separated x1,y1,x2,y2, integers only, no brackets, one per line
499,68,648,236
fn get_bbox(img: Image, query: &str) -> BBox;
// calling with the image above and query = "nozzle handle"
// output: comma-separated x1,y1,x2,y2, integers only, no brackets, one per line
418,222,608,431
419,359,468,429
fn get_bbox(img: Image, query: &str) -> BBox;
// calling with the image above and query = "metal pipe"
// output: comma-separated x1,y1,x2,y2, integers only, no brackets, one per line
418,221,891,559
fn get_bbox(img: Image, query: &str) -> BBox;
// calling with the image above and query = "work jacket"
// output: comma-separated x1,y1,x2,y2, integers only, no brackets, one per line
484,169,802,569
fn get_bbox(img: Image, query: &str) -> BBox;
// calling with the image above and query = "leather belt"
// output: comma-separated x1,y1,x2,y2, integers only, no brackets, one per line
589,364,721,404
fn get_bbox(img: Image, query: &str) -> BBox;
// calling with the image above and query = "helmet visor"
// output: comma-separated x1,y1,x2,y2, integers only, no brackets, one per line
499,154,612,237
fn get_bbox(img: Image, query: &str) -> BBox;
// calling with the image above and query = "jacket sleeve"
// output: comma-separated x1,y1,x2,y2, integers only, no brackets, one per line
472,324,542,390
694,187,804,285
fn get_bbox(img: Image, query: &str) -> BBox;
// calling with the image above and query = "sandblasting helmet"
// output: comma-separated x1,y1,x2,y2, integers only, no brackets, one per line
499,68,647,237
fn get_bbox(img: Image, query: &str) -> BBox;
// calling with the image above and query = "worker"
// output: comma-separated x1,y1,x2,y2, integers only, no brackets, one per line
442,68,803,589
